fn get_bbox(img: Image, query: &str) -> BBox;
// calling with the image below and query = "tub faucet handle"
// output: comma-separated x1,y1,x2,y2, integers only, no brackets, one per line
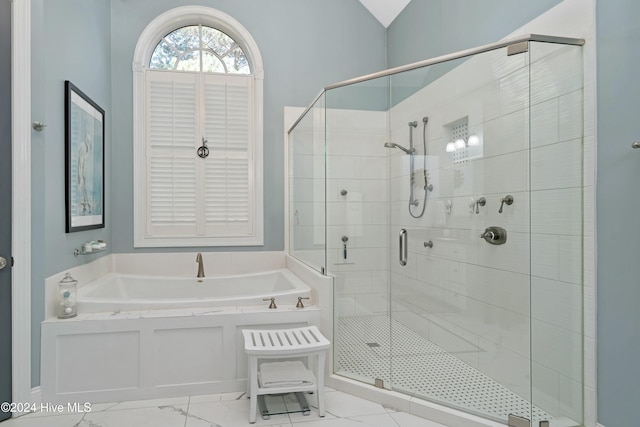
296,296,310,308
263,297,277,309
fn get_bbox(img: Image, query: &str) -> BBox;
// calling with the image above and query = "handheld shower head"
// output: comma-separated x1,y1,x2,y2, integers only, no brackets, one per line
384,142,414,154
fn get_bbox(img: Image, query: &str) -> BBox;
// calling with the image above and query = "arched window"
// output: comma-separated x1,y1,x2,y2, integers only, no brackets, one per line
132,7,263,247
149,25,250,74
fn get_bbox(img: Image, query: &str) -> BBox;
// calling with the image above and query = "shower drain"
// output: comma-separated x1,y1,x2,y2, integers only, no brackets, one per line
335,315,553,423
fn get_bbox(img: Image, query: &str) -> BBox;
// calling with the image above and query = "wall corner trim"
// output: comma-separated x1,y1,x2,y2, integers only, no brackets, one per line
11,0,32,408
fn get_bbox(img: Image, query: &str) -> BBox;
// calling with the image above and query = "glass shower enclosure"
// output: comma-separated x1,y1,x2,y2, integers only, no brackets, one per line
288,35,585,426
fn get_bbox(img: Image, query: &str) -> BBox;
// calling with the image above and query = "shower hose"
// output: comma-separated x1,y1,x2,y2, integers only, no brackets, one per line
409,118,429,219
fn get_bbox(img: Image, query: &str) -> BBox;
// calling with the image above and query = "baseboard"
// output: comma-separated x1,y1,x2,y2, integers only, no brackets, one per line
10,387,41,419
30,386,41,406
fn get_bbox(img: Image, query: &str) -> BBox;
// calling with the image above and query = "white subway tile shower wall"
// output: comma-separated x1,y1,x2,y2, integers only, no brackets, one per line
387,41,583,421
325,109,390,318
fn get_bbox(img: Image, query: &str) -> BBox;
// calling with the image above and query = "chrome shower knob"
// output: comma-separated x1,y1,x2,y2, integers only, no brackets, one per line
498,195,514,213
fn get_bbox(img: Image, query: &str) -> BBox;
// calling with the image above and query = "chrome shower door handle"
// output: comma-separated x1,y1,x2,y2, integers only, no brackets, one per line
399,229,408,266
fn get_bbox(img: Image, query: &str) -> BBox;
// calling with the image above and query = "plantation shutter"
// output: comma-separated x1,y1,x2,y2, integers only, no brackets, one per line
144,71,254,239
203,74,254,236
146,71,199,237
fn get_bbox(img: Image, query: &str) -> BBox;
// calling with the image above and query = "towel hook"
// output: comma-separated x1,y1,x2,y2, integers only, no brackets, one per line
632,142,640,149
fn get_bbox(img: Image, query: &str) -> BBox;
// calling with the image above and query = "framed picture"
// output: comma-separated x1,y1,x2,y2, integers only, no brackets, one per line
65,81,105,232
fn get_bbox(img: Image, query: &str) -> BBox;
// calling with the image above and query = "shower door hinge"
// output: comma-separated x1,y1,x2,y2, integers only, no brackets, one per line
507,41,529,56
508,414,531,427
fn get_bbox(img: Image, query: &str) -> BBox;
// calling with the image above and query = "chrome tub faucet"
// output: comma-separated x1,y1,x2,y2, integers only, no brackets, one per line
196,253,205,278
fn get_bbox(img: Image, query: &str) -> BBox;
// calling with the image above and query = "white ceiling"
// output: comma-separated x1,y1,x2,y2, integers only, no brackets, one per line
359,0,411,28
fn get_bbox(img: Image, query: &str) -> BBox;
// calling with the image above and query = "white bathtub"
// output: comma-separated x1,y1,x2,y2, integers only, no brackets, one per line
77,268,311,312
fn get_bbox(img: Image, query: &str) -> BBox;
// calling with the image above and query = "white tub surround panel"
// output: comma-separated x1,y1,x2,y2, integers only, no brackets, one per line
41,307,321,404
286,255,335,376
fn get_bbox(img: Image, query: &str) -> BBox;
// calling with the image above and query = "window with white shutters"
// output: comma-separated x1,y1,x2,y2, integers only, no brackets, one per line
133,9,263,247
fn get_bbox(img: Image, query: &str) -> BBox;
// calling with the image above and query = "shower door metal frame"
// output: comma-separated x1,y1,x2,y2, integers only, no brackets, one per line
288,35,584,136
324,34,584,90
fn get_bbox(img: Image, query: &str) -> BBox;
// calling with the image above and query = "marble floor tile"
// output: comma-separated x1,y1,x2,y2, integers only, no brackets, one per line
186,398,291,427
287,418,389,427
322,391,388,418
104,396,189,411
2,389,459,427
1,414,84,427
188,391,249,405
346,413,402,426
79,405,189,427
217,391,248,402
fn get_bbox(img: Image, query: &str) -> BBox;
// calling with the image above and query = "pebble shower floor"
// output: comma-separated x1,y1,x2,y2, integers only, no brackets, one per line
335,315,553,423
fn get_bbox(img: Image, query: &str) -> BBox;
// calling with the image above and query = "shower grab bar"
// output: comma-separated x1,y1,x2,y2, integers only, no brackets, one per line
399,229,408,266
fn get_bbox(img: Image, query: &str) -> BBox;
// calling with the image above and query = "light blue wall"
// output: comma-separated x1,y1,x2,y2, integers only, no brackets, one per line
595,1,640,425
385,0,564,106
31,0,112,386
109,0,387,253
386,0,563,68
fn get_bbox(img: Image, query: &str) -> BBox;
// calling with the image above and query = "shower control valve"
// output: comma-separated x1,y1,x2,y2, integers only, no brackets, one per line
470,197,486,214
498,195,514,213
480,226,507,245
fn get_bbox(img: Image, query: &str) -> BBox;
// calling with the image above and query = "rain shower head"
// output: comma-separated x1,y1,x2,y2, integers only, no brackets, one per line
384,142,414,154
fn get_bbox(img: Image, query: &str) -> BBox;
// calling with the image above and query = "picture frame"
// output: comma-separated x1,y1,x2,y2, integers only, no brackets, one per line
65,80,105,232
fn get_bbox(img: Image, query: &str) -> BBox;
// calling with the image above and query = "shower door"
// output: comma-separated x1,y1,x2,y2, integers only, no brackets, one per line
324,76,393,388
386,40,584,426
387,47,535,423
